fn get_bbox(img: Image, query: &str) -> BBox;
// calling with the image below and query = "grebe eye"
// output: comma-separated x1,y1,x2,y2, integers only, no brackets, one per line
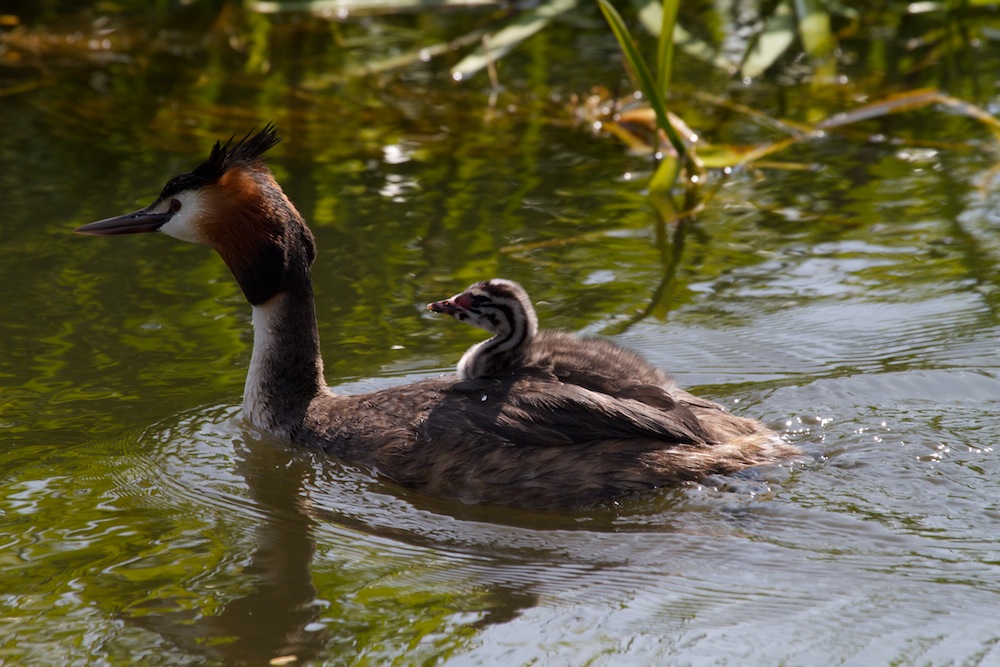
169,198,182,212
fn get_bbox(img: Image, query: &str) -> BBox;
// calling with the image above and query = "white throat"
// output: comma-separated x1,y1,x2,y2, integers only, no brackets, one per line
244,297,283,431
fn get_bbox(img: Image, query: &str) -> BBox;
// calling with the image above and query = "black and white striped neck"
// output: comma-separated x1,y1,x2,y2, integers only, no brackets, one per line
443,279,538,379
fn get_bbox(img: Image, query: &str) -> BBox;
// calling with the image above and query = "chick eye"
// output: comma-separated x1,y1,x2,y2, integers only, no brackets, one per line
169,199,182,212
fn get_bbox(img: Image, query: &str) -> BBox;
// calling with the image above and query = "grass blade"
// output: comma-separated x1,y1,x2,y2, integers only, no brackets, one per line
741,0,795,78
452,0,577,79
657,0,679,93
251,0,498,13
597,0,686,164
632,0,737,72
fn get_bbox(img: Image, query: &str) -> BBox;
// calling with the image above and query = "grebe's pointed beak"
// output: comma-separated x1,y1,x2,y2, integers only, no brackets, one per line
427,298,462,315
427,291,474,316
74,205,174,236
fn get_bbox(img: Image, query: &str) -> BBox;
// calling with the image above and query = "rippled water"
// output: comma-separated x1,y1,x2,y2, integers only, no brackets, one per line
3,4,1000,665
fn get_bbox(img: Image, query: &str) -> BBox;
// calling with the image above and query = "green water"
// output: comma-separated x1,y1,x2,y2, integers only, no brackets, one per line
2,3,1000,665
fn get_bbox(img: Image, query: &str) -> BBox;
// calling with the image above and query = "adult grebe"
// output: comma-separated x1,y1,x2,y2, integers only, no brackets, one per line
76,125,799,508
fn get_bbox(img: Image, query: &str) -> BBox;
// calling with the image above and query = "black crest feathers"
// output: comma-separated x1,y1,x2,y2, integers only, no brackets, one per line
159,123,281,200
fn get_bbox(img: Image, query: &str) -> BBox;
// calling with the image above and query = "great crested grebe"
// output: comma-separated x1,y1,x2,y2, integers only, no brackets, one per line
428,278,788,445
76,125,799,508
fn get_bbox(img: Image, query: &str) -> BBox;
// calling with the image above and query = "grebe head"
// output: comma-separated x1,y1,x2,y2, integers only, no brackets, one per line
74,124,315,306
427,278,538,339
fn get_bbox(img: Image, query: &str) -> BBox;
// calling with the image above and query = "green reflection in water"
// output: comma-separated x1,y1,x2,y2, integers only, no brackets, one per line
2,1,1000,665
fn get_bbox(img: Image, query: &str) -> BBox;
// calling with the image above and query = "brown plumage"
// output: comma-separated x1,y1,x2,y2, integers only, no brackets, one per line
76,125,800,509
427,278,796,487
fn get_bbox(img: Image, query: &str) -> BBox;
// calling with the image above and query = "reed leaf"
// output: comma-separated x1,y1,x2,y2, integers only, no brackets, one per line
656,0,679,93
741,0,795,77
632,0,737,72
251,0,498,14
451,0,577,79
597,0,687,174
794,0,835,60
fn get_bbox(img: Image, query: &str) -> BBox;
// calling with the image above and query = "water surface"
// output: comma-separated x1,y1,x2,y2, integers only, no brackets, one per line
2,4,1000,665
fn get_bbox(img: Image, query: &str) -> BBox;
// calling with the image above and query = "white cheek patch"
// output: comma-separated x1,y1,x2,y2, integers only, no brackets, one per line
158,190,208,244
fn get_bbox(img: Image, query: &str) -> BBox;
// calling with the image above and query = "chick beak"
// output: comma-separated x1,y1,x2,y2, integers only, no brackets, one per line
74,204,174,236
427,297,462,315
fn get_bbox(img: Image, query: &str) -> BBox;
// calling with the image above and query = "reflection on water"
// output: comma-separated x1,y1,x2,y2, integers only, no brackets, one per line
2,1,1000,664
123,416,325,664
1,287,999,665
58,361,997,666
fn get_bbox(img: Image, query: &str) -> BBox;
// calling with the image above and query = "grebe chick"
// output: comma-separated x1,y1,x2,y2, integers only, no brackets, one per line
429,279,686,393
429,278,786,446
426,278,538,380
76,126,799,509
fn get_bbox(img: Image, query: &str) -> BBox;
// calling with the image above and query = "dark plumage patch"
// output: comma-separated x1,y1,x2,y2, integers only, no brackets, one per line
483,280,518,300
159,123,281,200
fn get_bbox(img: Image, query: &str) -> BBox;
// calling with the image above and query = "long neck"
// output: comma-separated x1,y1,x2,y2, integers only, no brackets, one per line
244,273,327,439
457,308,534,379
457,340,518,379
